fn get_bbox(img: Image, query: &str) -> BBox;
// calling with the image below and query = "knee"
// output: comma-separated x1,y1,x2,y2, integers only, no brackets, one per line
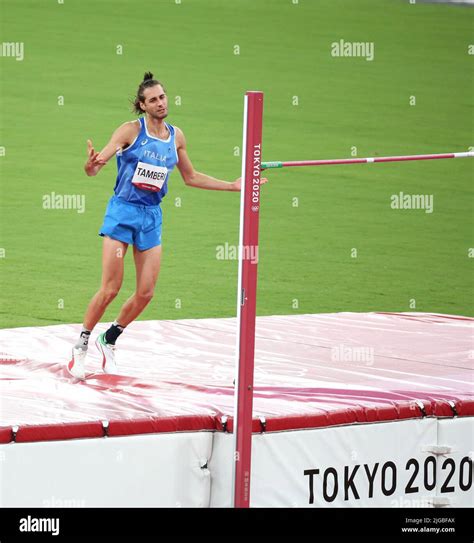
100,286,120,304
136,290,154,304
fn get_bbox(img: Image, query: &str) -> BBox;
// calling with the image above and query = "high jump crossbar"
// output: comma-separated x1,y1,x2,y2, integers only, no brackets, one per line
233,91,472,509
261,152,474,170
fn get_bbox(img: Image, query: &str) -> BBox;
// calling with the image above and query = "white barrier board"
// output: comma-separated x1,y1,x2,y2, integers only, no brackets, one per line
0,432,213,507
210,418,473,507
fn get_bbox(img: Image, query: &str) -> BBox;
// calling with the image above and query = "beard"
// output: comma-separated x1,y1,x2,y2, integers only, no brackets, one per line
151,109,168,120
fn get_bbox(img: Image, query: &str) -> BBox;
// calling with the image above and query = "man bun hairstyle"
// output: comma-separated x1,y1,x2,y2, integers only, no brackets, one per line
133,72,166,115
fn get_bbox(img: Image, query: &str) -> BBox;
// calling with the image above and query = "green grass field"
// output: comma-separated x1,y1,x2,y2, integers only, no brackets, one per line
0,0,473,328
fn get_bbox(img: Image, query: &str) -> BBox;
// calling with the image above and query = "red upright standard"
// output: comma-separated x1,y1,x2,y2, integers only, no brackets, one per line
232,91,264,508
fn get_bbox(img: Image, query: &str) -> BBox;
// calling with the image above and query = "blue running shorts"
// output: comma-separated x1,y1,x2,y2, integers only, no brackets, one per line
99,196,163,251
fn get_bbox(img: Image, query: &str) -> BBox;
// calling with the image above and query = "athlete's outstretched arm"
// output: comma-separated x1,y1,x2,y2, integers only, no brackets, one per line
84,121,139,176
175,127,267,191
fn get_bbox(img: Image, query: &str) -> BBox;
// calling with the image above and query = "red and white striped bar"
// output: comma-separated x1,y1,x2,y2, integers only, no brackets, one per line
261,151,474,170
232,91,264,508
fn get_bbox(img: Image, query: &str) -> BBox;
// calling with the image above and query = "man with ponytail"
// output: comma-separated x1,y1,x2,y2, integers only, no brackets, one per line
67,72,267,379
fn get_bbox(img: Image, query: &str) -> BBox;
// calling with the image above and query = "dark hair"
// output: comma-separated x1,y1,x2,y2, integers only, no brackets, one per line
132,72,166,115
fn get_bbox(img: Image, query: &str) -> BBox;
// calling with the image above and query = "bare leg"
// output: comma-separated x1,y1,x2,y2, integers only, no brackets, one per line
116,245,162,327
82,236,128,330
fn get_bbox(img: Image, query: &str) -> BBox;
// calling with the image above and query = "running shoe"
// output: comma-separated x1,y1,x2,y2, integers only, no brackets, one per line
95,332,118,375
67,347,87,380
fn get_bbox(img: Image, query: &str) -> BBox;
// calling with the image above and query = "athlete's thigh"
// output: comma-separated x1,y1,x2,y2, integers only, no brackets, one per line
133,245,162,293
101,236,129,288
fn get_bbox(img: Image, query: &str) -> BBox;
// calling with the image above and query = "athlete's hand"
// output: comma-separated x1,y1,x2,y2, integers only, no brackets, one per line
233,176,268,191
84,139,107,176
